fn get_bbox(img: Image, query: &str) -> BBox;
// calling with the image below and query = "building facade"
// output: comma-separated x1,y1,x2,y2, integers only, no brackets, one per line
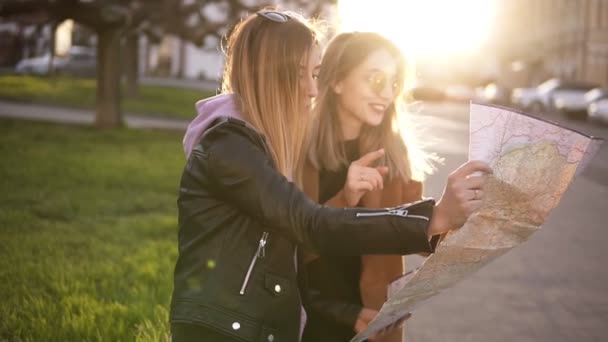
492,0,608,87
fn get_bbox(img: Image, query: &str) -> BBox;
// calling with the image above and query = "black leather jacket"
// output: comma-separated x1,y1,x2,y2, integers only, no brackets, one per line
170,118,437,341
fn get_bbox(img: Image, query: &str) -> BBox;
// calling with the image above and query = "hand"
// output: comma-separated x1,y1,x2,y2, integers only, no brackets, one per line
355,308,412,341
428,160,492,236
371,312,412,340
343,149,389,207
354,308,378,334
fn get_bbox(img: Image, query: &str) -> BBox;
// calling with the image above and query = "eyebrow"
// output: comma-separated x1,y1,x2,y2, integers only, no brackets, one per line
366,68,397,75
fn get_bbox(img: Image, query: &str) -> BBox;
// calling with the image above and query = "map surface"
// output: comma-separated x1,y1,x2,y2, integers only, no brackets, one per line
351,103,604,342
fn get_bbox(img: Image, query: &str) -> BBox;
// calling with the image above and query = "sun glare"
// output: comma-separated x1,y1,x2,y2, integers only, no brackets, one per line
337,0,496,60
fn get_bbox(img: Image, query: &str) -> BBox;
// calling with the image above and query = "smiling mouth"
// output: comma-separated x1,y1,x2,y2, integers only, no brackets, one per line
370,103,387,112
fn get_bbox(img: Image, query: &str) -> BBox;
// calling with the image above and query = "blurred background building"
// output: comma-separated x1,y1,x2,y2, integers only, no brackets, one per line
491,0,608,88
1,1,606,89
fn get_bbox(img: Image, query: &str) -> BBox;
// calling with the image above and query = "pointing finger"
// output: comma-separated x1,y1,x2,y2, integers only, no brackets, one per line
353,149,385,167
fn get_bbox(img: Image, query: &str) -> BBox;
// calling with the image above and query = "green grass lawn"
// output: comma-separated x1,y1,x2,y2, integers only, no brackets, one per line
0,75,216,120
0,119,185,341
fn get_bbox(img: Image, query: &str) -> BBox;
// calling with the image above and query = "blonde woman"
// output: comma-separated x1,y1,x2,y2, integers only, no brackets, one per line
172,11,491,342
301,32,447,342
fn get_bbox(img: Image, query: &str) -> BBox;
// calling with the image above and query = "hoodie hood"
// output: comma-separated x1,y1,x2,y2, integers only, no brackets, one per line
183,94,244,157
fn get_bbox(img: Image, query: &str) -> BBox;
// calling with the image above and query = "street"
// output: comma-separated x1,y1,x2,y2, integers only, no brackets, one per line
404,102,608,342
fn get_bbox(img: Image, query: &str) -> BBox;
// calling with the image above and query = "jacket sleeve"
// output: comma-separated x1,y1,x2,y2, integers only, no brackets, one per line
199,126,436,256
303,190,349,263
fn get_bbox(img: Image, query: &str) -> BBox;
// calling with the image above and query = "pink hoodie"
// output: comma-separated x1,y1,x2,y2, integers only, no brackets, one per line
182,94,243,157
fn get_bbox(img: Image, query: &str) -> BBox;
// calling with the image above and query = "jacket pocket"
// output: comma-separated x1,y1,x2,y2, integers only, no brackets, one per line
171,300,277,342
239,231,269,295
264,273,290,297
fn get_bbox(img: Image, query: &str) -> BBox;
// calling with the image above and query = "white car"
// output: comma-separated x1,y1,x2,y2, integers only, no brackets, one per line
15,53,67,75
15,46,96,76
588,99,608,125
553,88,607,119
444,84,477,102
511,78,596,115
511,78,560,114
476,82,511,105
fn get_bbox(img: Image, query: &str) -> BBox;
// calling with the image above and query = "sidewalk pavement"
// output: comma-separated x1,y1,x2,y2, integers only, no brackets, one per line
0,100,189,131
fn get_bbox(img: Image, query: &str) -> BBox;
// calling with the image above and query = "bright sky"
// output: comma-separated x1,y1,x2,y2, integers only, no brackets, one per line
337,0,497,61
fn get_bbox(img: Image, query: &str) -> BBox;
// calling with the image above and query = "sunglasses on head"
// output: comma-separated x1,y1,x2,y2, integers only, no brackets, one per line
257,10,290,23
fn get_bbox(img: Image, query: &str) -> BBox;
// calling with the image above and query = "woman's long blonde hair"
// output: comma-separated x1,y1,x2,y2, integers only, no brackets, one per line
309,32,436,182
222,9,321,186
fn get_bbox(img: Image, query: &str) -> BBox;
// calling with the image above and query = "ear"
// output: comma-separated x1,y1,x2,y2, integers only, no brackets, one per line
332,80,343,94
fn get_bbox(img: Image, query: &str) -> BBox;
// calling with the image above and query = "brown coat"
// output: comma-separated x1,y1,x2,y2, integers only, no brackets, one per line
302,160,423,341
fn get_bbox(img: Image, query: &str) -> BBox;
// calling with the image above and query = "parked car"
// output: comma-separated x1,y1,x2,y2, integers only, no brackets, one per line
15,46,96,77
511,78,597,115
588,98,608,125
553,87,607,119
15,53,66,75
410,85,445,102
511,87,538,111
476,82,511,106
57,46,96,77
444,84,476,102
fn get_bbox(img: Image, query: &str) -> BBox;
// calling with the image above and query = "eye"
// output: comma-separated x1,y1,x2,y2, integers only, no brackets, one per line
312,74,319,80
367,73,387,94
392,81,401,92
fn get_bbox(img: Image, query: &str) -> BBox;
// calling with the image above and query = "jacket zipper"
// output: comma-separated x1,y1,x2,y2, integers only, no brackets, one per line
356,209,429,221
239,231,269,295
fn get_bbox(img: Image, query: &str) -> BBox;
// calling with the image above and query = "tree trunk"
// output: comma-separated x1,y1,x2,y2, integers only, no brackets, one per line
95,27,122,128
125,34,139,97
141,36,149,76
48,21,57,76
177,38,186,78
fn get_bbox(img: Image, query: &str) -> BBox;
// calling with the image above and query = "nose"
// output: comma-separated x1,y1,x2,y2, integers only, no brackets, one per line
378,83,394,100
